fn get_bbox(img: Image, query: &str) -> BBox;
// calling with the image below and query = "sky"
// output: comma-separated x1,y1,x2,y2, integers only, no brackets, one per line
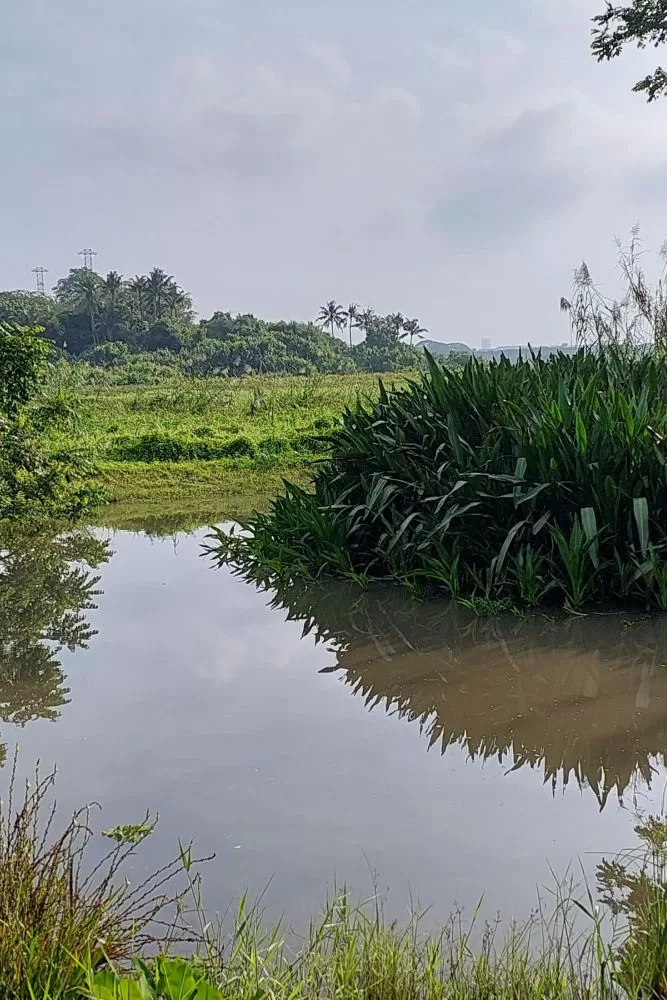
3,0,667,346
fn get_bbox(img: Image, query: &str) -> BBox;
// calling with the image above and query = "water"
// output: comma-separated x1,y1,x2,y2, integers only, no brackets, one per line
2,521,667,927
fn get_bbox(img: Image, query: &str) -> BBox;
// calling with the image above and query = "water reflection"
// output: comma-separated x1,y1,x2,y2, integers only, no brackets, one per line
240,574,667,809
0,527,110,737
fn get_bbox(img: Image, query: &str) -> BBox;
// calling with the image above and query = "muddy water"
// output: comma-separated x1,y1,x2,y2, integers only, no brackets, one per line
2,522,667,926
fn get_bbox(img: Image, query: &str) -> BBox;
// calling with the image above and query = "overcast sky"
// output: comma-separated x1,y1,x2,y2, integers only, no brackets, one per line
3,0,667,345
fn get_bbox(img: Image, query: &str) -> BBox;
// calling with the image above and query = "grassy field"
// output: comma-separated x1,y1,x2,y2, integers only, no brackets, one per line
51,373,397,516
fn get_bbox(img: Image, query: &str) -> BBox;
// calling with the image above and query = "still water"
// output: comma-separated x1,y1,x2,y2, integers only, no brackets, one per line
2,521,667,926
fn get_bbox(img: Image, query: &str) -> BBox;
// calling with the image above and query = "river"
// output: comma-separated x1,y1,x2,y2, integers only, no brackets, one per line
2,518,667,928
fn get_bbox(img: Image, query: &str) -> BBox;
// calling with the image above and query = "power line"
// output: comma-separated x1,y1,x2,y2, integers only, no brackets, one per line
31,267,48,294
77,248,97,270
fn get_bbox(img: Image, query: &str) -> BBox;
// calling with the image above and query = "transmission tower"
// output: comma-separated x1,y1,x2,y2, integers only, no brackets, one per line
77,248,97,270
31,267,48,294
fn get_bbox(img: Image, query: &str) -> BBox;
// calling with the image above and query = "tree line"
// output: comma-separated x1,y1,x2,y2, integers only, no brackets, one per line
0,270,427,377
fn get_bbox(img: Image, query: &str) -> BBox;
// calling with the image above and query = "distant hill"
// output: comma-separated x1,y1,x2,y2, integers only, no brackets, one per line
418,340,473,356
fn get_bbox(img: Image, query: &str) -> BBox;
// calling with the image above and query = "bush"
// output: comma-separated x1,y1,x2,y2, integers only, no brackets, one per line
217,349,667,610
0,324,106,520
112,432,257,462
217,435,256,458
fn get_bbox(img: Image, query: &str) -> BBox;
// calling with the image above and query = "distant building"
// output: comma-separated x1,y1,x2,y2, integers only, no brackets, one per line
481,337,491,350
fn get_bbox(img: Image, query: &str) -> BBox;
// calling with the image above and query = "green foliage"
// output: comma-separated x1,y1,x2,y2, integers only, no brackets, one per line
592,0,667,100
0,323,49,416
219,349,667,611
89,957,224,1000
0,323,107,520
0,290,58,327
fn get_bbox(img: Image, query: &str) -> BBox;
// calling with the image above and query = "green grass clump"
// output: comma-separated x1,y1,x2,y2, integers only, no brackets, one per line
0,758,185,1000
218,349,667,611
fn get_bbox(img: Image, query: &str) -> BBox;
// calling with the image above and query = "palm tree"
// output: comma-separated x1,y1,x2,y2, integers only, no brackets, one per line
317,300,346,339
387,312,405,341
147,268,172,322
345,303,361,348
103,271,123,339
403,317,428,347
358,308,377,335
54,267,102,345
128,275,149,329
164,281,185,318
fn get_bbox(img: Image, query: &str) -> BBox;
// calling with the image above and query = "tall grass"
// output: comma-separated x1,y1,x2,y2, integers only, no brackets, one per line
0,755,188,999
216,348,667,610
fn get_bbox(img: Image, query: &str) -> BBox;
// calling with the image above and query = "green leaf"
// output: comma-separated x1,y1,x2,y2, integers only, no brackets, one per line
633,496,650,557
575,411,588,454
156,957,198,1000
580,507,599,569
90,972,149,1000
195,984,225,1000
496,519,526,578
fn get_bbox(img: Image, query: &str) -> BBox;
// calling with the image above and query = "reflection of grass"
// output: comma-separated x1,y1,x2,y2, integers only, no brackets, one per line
91,466,311,526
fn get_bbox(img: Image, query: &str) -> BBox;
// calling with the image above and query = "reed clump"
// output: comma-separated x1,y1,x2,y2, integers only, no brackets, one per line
217,348,667,611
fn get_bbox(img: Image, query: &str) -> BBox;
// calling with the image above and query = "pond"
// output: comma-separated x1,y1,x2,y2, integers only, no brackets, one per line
2,519,667,928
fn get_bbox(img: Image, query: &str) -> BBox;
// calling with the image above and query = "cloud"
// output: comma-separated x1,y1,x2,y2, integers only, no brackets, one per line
3,0,667,345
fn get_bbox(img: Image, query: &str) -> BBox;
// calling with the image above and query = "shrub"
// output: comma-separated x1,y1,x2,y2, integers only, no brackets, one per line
0,324,106,520
217,435,256,458
218,349,667,610
112,432,257,462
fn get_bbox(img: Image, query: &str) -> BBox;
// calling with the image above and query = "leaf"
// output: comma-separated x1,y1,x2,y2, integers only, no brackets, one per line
633,496,650,557
513,457,527,481
156,958,198,1000
575,411,588,454
195,983,224,1000
90,973,149,1000
385,511,421,553
496,520,526,578
532,511,552,535
580,507,599,569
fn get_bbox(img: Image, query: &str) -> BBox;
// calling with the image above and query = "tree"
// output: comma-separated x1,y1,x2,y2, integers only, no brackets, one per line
103,271,124,340
128,275,149,329
317,300,346,339
147,268,172,322
403,317,428,347
0,291,57,327
387,312,406,341
0,324,49,417
592,0,667,100
345,303,361,348
54,268,103,345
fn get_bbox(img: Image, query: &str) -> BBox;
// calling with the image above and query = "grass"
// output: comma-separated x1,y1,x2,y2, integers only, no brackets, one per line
6,755,667,999
0,756,187,999
8,761,667,1000
41,373,397,510
216,349,667,612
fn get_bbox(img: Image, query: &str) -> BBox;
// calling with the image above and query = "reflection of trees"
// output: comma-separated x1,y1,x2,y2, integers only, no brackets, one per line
0,527,111,733
235,568,667,809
